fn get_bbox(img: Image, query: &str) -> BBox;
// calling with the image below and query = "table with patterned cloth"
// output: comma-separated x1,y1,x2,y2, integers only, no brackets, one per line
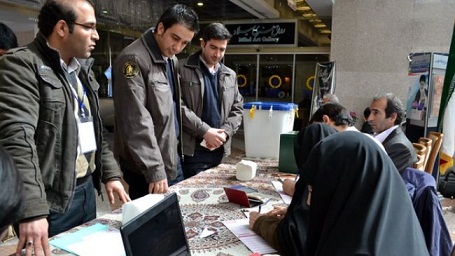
169,158,284,256
23,157,285,256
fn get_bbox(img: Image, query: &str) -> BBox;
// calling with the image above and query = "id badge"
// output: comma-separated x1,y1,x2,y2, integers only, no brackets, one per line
77,116,97,154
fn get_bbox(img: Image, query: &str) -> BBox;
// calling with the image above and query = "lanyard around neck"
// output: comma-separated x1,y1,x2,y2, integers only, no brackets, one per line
67,73,88,118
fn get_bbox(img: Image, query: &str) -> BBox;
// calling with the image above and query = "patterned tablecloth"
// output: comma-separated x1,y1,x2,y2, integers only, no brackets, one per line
169,158,283,256
40,157,285,256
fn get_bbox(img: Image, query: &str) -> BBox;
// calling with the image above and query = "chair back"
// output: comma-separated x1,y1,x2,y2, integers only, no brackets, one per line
425,132,443,174
413,154,425,171
418,137,433,168
412,143,427,171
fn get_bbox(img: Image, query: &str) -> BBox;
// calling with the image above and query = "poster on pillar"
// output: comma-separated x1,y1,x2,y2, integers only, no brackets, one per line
310,61,335,118
406,53,448,125
405,52,448,143
406,53,430,122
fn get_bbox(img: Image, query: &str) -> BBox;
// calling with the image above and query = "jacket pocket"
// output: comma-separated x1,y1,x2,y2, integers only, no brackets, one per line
180,79,201,108
36,120,61,189
38,71,66,123
36,68,66,189
149,74,172,102
147,74,173,125
222,75,236,91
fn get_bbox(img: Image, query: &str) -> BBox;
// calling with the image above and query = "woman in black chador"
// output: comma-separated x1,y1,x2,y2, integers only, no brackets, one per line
250,132,429,256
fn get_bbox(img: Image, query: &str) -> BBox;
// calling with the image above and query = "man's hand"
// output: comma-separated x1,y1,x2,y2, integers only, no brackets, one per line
203,128,226,149
105,180,131,204
16,218,51,256
148,179,168,194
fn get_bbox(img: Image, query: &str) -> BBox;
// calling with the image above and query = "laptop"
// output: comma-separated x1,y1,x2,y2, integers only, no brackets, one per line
120,193,191,256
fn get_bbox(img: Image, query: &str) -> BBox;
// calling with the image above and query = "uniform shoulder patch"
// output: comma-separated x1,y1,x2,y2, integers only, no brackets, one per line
123,61,139,79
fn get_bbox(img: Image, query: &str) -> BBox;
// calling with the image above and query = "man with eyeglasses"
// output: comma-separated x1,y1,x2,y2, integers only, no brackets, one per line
0,0,130,255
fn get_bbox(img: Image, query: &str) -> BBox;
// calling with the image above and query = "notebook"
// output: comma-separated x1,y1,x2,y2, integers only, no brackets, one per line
120,193,191,256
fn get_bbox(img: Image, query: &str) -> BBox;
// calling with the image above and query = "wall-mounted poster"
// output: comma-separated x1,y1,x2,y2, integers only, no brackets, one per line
406,53,431,122
406,53,448,124
407,73,429,120
310,62,335,117
405,52,447,143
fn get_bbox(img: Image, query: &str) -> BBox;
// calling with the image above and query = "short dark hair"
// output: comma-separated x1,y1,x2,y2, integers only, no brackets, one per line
363,107,371,119
0,23,18,50
38,0,95,37
201,23,232,42
311,103,354,126
156,4,199,34
419,75,426,83
373,93,405,125
0,146,23,233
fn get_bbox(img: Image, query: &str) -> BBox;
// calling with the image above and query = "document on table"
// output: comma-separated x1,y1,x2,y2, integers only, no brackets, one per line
272,180,292,204
223,219,277,254
49,223,125,256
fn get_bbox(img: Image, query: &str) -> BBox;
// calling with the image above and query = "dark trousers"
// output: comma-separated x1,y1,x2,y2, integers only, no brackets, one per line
182,147,224,179
47,177,96,237
123,155,184,200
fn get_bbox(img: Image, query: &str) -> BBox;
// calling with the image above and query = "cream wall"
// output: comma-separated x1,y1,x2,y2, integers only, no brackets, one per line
331,0,455,127
15,29,37,46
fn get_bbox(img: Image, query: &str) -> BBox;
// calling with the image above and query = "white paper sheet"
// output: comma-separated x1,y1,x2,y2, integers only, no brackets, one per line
50,223,125,256
223,219,277,254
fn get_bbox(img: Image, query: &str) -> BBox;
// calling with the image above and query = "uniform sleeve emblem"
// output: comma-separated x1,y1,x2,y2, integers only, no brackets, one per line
123,61,139,78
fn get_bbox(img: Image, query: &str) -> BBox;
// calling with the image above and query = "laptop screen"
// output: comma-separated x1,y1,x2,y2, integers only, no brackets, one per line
120,193,190,256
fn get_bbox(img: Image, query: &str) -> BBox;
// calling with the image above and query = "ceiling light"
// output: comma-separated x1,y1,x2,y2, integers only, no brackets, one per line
197,2,203,6
314,23,326,28
302,13,317,18
319,29,332,34
287,0,297,11
296,6,311,11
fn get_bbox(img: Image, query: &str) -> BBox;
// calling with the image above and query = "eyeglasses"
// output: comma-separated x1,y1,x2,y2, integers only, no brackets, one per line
72,22,97,31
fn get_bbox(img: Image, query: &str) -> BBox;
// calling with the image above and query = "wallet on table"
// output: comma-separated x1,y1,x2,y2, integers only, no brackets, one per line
224,185,265,207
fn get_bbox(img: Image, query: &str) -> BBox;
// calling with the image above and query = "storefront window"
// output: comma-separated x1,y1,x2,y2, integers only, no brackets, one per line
294,54,329,105
224,54,257,103
258,54,293,102
225,53,329,105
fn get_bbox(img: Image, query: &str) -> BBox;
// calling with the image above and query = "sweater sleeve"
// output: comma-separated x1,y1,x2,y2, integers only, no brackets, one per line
252,215,284,253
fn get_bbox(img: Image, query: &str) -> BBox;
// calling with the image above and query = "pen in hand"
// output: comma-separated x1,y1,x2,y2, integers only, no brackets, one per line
258,205,261,213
